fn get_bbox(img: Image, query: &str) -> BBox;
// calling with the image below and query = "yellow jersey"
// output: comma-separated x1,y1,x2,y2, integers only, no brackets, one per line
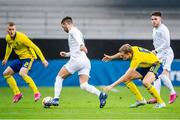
4,31,45,61
130,46,160,69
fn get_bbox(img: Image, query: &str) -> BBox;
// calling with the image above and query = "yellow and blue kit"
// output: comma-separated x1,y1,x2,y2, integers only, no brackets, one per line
4,31,45,72
130,46,163,79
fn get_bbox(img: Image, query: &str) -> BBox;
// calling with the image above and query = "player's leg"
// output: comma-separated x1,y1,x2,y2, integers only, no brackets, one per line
49,60,78,107
79,75,101,96
124,69,146,108
3,60,22,103
143,64,166,108
49,62,73,107
19,59,40,102
78,59,107,108
53,66,71,102
153,78,161,94
160,70,177,104
125,81,146,108
160,53,177,104
79,74,107,108
143,72,164,103
147,78,161,104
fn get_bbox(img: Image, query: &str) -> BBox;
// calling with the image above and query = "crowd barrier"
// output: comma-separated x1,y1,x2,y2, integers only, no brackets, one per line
0,59,180,86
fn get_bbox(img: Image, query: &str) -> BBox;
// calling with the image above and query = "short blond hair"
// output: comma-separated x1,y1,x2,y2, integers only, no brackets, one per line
119,44,132,54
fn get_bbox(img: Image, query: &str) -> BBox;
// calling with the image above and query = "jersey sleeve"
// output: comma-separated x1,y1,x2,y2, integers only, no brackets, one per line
21,34,46,62
4,43,12,60
4,36,12,60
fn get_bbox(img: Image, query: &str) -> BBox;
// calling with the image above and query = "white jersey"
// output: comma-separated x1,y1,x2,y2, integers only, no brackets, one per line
68,27,87,60
152,23,174,71
152,24,172,53
64,26,91,76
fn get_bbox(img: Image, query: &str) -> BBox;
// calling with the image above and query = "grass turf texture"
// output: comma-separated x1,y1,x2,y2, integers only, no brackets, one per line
0,86,179,119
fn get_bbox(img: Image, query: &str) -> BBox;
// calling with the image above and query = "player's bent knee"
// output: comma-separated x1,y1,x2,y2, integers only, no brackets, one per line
80,82,88,90
19,72,27,78
142,80,150,87
3,71,8,76
3,68,13,76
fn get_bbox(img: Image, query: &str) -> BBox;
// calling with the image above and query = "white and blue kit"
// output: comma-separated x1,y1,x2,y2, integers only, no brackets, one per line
153,23,174,71
152,23,176,95
64,27,91,76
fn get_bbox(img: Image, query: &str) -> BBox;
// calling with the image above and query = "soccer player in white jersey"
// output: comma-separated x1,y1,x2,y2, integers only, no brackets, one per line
148,11,177,104
46,16,107,108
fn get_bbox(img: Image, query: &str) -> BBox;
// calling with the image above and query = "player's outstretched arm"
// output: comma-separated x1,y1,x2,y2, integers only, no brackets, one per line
102,54,112,62
103,68,136,92
103,74,128,92
102,53,120,62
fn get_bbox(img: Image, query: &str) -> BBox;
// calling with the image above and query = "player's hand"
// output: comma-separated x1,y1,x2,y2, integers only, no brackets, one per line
80,45,88,53
103,85,113,92
60,51,67,57
102,54,113,62
2,59,7,66
42,60,48,68
152,50,156,55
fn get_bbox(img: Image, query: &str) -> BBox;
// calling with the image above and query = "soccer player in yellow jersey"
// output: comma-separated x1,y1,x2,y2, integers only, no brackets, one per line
2,22,48,103
102,44,166,108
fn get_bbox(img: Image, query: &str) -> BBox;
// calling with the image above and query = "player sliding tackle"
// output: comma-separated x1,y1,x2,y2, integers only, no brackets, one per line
102,44,166,108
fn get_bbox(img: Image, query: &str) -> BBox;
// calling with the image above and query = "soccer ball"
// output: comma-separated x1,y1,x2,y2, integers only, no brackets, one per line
42,96,53,108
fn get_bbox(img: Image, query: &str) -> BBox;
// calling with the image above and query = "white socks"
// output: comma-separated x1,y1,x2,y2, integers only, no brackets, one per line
54,75,63,98
54,76,101,98
160,74,176,94
80,82,101,96
154,78,161,94
154,74,176,95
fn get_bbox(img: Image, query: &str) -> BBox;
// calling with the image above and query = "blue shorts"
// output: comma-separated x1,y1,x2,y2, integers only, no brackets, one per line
10,59,34,73
136,63,163,79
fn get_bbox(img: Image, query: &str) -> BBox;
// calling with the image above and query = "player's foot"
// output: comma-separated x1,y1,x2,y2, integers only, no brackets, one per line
99,92,108,108
147,98,157,104
169,93,177,104
13,93,23,103
51,98,59,106
34,92,41,102
130,98,147,108
153,102,166,108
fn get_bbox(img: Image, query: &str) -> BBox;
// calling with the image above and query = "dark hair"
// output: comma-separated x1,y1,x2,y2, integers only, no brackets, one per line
151,11,162,17
7,22,15,26
61,16,73,24
119,44,132,54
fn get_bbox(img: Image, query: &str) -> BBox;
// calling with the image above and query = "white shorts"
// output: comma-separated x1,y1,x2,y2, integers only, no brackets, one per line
157,48,174,71
64,57,91,76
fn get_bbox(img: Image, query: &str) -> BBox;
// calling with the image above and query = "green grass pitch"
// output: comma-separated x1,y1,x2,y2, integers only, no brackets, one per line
0,86,179,119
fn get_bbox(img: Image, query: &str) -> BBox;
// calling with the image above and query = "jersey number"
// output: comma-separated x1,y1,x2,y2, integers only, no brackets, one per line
138,48,151,53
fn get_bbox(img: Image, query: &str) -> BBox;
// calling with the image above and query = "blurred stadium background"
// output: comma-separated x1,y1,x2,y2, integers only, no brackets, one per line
0,0,180,87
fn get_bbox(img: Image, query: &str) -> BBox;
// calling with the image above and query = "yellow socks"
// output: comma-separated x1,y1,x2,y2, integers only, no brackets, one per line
146,84,164,103
4,75,20,95
22,75,39,94
125,81,144,101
